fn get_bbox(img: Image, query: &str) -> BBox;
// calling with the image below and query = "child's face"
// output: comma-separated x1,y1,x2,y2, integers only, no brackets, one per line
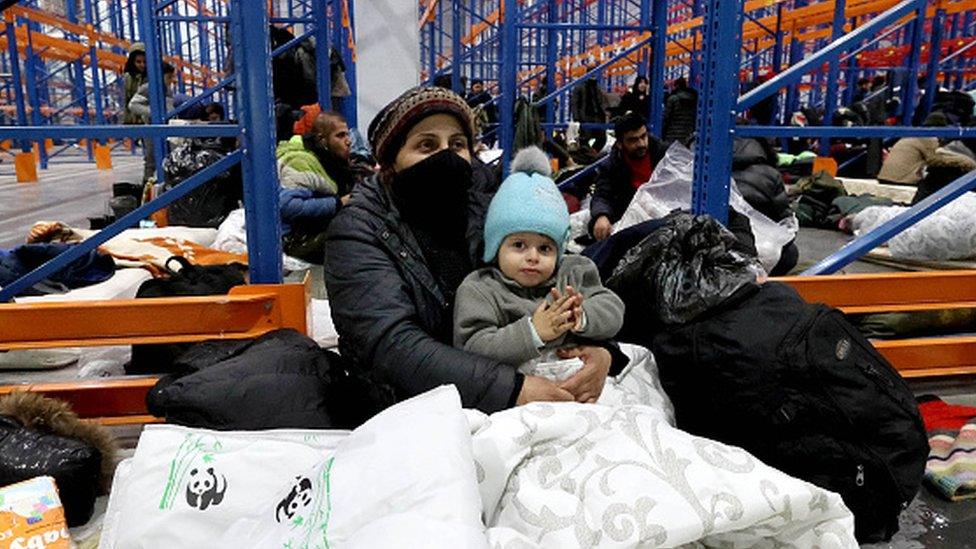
498,232,557,288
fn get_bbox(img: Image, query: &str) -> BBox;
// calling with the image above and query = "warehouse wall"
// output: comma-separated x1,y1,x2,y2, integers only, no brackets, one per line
354,0,421,136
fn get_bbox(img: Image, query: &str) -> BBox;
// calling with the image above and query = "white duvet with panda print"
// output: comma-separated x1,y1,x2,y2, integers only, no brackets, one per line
100,364,856,548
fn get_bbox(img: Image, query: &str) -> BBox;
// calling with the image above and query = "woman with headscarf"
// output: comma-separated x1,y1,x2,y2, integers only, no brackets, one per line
618,75,650,118
323,87,622,413
122,44,148,125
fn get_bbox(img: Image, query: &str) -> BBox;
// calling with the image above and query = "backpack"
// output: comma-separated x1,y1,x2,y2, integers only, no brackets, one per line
127,257,248,375
646,282,927,543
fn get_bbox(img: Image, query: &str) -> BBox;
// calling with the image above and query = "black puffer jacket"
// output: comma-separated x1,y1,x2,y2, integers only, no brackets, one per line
589,141,667,234
322,174,519,413
662,88,698,144
731,138,791,221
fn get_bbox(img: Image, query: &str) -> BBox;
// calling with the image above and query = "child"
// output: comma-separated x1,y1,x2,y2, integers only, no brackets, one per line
453,147,624,381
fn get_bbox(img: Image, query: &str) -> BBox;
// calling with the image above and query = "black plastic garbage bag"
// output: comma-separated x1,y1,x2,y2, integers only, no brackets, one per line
162,139,242,228
607,211,761,327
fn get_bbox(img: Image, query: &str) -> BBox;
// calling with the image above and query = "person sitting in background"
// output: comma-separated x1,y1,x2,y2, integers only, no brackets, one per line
128,62,176,182
852,77,871,105
204,103,225,122
618,75,650,118
662,77,698,144
589,113,666,241
276,111,354,263
876,112,950,186
454,147,625,403
122,44,148,125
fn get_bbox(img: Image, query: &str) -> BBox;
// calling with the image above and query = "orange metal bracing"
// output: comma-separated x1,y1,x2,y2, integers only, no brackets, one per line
0,281,309,351
0,378,160,425
0,5,221,90
781,271,976,312
778,271,976,379
0,280,309,424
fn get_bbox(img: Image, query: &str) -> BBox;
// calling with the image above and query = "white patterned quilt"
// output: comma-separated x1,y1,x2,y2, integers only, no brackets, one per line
469,402,856,548
99,348,857,548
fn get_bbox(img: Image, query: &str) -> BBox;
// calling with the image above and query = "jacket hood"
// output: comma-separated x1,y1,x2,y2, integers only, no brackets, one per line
276,134,310,157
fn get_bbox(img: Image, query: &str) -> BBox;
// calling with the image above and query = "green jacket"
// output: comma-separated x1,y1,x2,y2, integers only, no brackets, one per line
275,135,339,195
123,73,147,124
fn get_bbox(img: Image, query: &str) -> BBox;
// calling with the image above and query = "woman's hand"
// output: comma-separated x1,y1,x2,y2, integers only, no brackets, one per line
557,346,611,403
516,375,575,405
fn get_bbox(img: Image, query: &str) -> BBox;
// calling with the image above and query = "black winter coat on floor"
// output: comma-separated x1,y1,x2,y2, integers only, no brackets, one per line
322,175,520,413
147,329,393,430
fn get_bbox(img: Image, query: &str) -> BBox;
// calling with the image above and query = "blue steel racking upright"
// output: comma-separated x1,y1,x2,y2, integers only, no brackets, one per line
0,0,356,301
0,0,358,173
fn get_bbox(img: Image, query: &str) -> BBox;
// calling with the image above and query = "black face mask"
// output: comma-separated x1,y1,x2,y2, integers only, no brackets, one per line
390,149,473,236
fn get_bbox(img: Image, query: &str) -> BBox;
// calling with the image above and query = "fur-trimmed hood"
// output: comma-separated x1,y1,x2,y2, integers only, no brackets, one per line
0,392,118,493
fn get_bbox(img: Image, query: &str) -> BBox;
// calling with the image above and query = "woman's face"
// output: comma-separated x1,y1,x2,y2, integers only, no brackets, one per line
393,113,471,172
637,79,648,93
133,54,146,73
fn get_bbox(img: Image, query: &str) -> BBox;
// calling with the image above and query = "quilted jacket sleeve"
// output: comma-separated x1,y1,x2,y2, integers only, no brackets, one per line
279,188,339,225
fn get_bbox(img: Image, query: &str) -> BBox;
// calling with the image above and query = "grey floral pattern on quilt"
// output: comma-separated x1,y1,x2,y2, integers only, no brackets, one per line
469,400,857,548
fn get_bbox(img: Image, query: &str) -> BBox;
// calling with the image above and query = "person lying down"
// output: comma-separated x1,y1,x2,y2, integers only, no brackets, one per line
453,147,625,404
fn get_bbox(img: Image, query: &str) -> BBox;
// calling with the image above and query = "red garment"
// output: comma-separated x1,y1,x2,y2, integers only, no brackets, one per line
919,397,976,432
625,153,653,190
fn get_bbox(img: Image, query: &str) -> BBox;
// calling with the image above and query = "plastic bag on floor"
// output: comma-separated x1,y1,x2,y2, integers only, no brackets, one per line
614,142,798,272
162,141,243,228
607,210,762,326
851,193,976,260
213,209,312,273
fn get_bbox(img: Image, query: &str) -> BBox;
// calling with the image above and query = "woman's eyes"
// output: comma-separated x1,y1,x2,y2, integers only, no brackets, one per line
511,241,524,249
451,139,467,150
418,140,436,151
539,245,553,254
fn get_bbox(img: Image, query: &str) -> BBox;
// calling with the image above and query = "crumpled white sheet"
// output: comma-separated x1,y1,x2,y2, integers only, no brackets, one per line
614,143,799,273
213,209,313,272
852,193,976,261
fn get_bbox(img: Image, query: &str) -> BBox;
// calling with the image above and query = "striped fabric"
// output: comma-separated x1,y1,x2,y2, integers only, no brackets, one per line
919,396,976,501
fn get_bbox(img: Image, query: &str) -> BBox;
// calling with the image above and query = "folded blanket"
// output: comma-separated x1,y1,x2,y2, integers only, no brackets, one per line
27,222,244,276
918,396,976,500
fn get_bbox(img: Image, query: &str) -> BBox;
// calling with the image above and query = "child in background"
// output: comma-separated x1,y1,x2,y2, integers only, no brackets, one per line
453,147,625,403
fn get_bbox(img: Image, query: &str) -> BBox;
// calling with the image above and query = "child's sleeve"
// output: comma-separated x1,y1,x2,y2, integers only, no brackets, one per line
571,256,625,340
454,281,543,366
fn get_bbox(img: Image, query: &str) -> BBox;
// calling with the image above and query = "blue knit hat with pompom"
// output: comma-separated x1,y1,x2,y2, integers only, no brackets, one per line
483,147,570,263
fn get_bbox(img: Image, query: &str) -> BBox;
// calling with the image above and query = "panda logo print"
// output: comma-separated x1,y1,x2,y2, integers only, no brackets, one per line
185,467,228,511
276,477,313,524
158,433,227,511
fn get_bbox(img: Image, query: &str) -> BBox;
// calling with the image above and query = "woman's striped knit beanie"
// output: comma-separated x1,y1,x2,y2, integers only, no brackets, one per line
368,86,476,167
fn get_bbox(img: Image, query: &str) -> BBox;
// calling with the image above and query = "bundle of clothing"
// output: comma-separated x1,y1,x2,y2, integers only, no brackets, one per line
162,137,243,228
790,171,896,230
917,396,976,501
0,243,115,297
26,222,246,276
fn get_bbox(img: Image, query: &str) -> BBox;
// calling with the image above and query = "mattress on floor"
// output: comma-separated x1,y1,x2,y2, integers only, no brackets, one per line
14,268,152,304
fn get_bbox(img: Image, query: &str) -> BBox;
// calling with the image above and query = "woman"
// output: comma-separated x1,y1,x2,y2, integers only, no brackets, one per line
122,44,148,125
618,76,649,118
323,87,620,413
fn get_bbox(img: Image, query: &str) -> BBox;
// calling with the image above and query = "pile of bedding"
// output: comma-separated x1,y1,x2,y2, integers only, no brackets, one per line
97,366,857,548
